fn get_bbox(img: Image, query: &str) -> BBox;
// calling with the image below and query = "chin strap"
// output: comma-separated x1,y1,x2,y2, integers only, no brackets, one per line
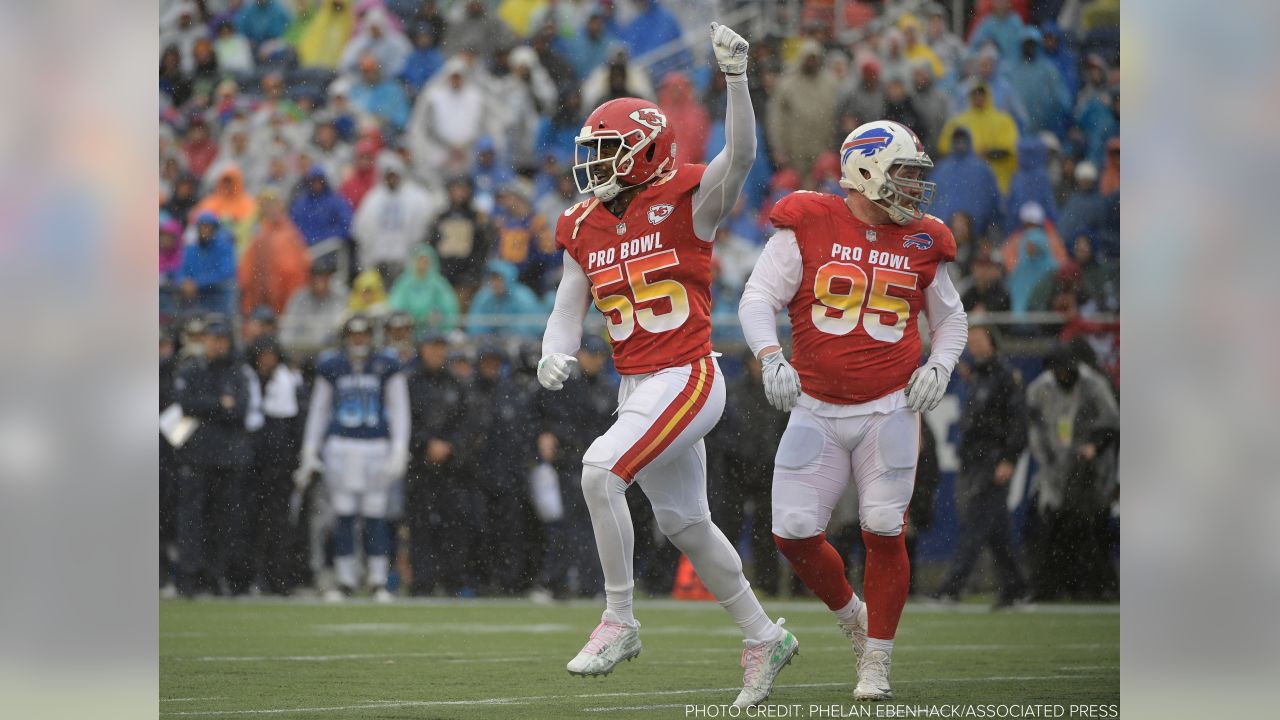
571,198,601,241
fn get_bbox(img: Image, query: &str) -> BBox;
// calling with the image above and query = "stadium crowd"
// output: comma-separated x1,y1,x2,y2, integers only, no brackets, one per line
159,0,1120,602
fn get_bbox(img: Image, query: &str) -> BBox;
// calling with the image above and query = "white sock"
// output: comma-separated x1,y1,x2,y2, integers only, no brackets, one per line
581,466,636,626
366,555,390,588
668,517,782,645
334,555,359,589
835,594,864,625
866,637,894,658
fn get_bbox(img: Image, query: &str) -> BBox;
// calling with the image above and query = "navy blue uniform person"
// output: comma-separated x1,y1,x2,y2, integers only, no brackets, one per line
296,315,411,601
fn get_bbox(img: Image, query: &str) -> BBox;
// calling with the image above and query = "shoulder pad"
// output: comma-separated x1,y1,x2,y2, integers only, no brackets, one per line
768,191,838,229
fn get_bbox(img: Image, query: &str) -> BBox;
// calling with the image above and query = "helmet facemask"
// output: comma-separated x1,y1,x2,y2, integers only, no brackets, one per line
879,158,936,225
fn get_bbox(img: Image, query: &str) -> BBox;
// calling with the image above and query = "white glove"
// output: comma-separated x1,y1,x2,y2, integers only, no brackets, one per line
761,350,801,412
905,363,951,413
537,353,577,391
710,22,749,75
380,447,409,483
293,447,324,491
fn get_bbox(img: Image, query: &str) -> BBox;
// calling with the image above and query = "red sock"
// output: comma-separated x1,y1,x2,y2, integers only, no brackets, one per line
773,532,854,611
861,530,910,640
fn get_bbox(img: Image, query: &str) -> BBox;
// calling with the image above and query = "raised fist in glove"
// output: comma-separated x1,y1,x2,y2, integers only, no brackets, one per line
537,353,577,391
294,447,324,491
710,22,749,75
761,350,801,412
905,363,950,413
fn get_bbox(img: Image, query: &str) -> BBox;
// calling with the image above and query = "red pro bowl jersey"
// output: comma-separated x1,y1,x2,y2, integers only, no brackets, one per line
556,164,712,375
769,191,957,404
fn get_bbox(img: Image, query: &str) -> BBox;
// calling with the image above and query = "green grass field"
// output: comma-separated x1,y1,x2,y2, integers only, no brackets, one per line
160,598,1118,719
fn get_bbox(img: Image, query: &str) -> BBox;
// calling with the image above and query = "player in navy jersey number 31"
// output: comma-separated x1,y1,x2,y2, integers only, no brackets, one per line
538,22,798,708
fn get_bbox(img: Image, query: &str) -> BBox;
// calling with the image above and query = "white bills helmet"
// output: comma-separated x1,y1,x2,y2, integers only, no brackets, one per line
838,120,936,225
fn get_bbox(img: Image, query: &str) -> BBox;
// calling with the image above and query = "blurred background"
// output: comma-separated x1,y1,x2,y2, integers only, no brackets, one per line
156,0,1120,610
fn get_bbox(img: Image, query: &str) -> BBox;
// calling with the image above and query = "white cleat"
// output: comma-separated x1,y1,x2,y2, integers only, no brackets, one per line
566,616,641,677
371,587,395,604
732,619,800,708
838,602,869,665
854,649,893,701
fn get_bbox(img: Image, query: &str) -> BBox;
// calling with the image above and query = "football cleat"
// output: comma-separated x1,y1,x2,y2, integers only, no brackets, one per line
838,602,869,666
732,619,799,707
371,587,395,604
323,585,354,603
566,616,642,677
854,649,893,701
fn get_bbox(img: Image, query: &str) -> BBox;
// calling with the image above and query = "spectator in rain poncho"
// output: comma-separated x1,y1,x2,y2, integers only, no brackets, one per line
236,0,293,47
835,53,885,138
939,82,1019,193
213,20,255,74
388,244,461,332
340,6,411,77
877,28,913,88
205,119,257,193
1058,161,1106,244
536,90,583,162
160,45,193,108
1002,202,1064,314
1039,21,1078,95
160,215,185,290
967,0,1026,66
399,25,445,94
443,0,517,60
160,0,205,72
923,4,966,75
615,0,688,82
769,41,840,179
183,117,220,181
407,57,488,181
1004,136,1059,232
352,151,443,283
339,137,379,208
910,62,950,152
346,269,391,321
180,213,238,315
290,166,354,246
467,259,544,338
959,45,1028,129
658,71,709,166
1007,28,1070,137
897,15,944,80
238,187,312,316
296,0,356,69
279,255,349,360
164,172,202,228
305,119,352,185
193,164,259,251
562,9,615,81
469,136,515,216
348,53,410,131
580,47,655,110
495,46,558,172
929,127,1002,236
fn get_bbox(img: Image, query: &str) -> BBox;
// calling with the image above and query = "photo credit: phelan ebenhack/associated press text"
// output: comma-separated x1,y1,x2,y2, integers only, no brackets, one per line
682,705,1120,719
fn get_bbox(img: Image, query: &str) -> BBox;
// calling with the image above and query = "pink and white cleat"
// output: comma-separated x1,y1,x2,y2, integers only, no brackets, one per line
566,615,641,677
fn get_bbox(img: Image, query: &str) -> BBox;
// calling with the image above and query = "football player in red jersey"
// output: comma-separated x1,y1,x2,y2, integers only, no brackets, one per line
537,23,798,707
737,120,969,701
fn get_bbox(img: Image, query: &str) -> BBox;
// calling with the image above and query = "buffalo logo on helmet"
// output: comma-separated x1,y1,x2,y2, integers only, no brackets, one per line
841,126,895,164
647,203,674,225
903,232,934,250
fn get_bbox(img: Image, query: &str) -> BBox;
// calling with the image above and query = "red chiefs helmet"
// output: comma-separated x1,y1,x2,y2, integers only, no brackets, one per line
573,97,677,201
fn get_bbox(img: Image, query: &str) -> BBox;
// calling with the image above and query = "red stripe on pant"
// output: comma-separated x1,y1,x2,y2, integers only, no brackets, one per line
611,357,714,483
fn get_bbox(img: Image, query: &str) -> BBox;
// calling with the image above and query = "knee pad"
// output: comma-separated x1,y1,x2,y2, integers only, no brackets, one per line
774,510,821,540
862,507,905,536
582,435,621,473
580,464,625,505
775,423,825,471
654,508,703,538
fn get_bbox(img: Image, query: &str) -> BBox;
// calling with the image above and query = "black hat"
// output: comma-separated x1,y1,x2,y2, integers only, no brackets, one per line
203,313,233,338
310,253,339,276
417,328,448,345
249,305,277,325
385,311,415,331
